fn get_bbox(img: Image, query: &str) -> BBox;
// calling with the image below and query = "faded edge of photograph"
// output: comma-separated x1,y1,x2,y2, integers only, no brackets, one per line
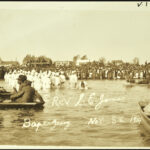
0,1,150,149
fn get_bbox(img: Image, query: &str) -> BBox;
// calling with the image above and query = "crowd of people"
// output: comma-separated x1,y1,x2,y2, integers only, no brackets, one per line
4,68,88,91
0,61,150,104
1,61,150,91
4,62,150,79
2,62,150,118
4,69,64,91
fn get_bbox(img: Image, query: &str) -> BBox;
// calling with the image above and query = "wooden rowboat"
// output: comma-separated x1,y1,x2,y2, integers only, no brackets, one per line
0,89,44,109
127,78,149,84
0,102,44,109
0,92,11,99
138,102,150,133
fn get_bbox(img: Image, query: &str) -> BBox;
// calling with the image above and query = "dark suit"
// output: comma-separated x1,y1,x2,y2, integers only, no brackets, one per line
10,84,35,103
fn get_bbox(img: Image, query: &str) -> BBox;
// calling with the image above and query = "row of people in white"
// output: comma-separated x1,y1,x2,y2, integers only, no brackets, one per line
4,70,66,91
4,69,88,91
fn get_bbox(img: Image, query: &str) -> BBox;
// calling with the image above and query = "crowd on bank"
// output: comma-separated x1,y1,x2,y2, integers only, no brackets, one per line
2,62,150,91
3,62,150,80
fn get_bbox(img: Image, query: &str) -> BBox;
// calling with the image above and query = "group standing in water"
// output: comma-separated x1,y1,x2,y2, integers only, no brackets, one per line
4,69,88,92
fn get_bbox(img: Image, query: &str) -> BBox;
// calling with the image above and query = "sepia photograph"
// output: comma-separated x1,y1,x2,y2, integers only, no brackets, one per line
0,1,150,149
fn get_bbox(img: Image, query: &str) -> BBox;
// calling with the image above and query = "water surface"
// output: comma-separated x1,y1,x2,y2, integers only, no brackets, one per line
0,80,150,147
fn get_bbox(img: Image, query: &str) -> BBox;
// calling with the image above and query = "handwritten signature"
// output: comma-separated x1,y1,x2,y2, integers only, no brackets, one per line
22,118,71,132
51,93,125,110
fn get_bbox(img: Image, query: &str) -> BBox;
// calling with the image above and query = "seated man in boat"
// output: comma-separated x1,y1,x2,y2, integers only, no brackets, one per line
10,75,45,104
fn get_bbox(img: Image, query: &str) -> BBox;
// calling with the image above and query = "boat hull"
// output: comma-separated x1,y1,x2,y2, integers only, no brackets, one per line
0,102,44,109
139,102,150,133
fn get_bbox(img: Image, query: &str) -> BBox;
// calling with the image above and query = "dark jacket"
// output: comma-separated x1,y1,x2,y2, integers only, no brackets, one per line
10,83,35,103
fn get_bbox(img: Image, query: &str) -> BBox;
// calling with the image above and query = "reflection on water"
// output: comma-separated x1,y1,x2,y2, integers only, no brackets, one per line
0,80,150,147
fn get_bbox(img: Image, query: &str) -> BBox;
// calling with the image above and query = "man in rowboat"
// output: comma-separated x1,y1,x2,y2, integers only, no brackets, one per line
13,75,27,92
10,75,45,104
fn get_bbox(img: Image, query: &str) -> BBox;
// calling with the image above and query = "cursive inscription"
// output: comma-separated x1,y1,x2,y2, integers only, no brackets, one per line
22,118,71,132
51,93,125,110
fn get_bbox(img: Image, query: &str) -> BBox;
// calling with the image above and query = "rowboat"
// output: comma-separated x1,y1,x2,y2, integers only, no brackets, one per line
0,102,44,109
138,102,150,133
127,78,149,84
125,80,150,88
137,79,149,84
0,92,11,99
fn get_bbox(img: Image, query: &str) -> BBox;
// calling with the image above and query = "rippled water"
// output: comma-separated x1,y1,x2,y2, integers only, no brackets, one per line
0,79,150,147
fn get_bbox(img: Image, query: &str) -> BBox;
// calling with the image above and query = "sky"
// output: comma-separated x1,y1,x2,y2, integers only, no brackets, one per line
0,2,150,64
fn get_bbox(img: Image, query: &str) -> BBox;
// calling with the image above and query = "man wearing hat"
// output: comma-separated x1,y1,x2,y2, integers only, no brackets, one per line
16,75,27,92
